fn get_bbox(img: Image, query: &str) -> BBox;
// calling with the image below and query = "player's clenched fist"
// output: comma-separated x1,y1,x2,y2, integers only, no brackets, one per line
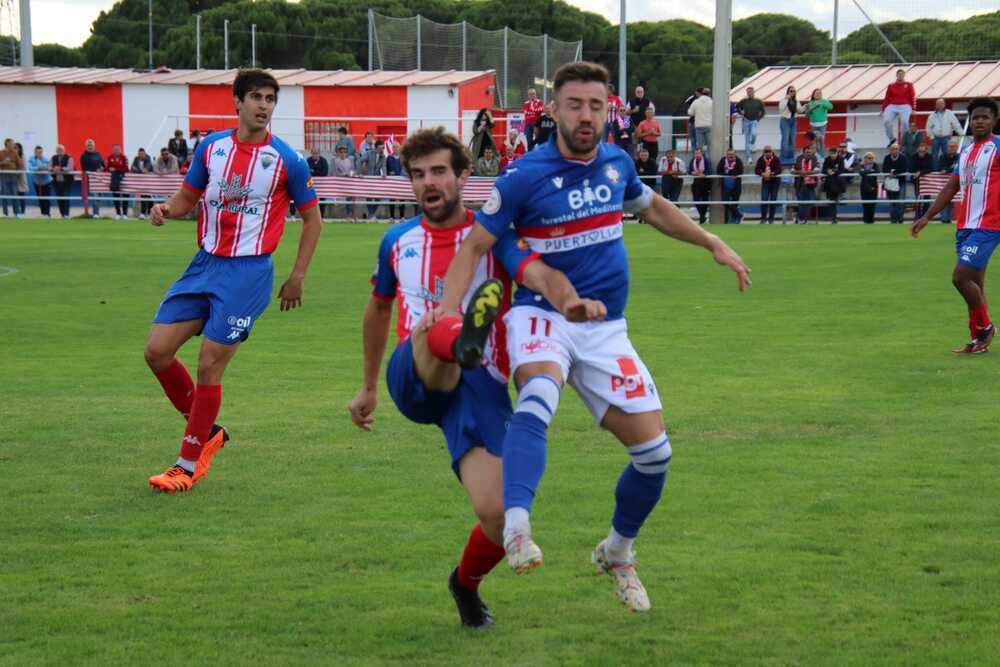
150,202,170,226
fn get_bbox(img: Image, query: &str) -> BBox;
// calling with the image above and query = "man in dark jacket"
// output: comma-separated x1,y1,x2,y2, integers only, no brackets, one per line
821,146,848,223
535,102,557,145
754,145,782,223
882,143,908,223
736,87,766,164
307,148,329,177
909,142,935,219
80,139,106,217
168,129,189,164
717,148,744,223
793,146,821,224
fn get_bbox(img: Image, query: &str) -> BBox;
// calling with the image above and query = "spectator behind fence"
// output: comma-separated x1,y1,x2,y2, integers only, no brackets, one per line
793,145,820,224
901,120,926,161
385,148,405,221
154,146,179,175
688,89,713,152
615,121,633,158
0,138,19,217
14,143,27,215
335,126,356,157
802,89,833,158
821,144,848,224
605,83,626,143
680,88,700,153
469,109,495,160
107,144,130,219
636,107,661,160
357,132,376,167
882,68,916,147
29,145,53,218
778,85,799,162
658,149,685,203
857,152,879,224
475,146,500,177
689,147,712,224
910,142,935,219
503,129,527,161
80,139,105,217
736,86,766,164
755,145,782,224
717,148,744,224
332,145,355,221
882,143,907,224
937,139,961,223
926,99,963,170
627,85,654,141
131,147,153,219
522,88,544,150
307,147,329,177
359,140,386,220
50,144,74,218
634,147,659,194
188,129,203,155
535,101,557,146
168,129,188,164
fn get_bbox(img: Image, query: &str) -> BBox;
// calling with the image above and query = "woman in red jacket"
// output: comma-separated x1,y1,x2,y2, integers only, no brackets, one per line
106,144,130,219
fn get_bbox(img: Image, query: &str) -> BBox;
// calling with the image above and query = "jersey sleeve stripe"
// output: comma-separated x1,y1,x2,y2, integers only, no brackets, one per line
517,210,622,238
515,252,542,284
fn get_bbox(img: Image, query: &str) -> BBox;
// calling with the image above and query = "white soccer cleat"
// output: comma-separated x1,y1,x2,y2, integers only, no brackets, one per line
505,531,543,574
592,539,651,613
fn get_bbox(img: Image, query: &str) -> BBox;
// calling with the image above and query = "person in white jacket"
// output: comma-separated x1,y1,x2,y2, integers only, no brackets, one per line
925,98,964,169
688,90,713,152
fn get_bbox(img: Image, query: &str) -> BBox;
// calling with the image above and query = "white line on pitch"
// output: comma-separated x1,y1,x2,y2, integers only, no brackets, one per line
0,266,19,278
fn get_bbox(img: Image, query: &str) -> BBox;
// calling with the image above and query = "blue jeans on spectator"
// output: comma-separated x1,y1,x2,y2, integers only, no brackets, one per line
1,174,18,216
797,184,817,222
694,127,711,152
810,124,826,158
742,119,758,163
931,137,950,170
779,117,796,161
760,179,780,223
722,186,742,223
885,188,904,223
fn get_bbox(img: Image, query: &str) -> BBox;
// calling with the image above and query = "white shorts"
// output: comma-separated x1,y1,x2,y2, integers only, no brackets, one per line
504,305,663,423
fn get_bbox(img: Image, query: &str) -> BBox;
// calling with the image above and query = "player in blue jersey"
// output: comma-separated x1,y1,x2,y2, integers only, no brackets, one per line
432,62,751,612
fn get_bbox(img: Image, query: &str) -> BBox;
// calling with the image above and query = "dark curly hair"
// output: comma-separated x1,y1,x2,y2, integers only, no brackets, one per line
400,127,472,177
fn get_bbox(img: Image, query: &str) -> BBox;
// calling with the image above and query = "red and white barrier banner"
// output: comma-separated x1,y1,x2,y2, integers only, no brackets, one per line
916,173,963,202
87,172,498,202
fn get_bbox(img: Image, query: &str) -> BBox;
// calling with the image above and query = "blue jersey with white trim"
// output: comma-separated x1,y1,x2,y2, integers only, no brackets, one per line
476,138,653,319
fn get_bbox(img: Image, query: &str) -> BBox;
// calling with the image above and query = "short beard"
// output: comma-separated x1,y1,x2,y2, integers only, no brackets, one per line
423,192,460,224
557,121,602,156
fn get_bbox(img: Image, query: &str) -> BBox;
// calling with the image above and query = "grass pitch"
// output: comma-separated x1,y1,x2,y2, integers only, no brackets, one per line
2,218,999,666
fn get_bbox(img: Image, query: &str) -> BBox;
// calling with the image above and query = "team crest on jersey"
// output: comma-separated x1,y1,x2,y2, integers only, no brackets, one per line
604,164,621,184
218,175,253,203
261,152,276,169
483,187,502,215
416,277,445,303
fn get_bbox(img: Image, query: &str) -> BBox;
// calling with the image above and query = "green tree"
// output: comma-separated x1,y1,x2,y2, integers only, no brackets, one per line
733,14,830,69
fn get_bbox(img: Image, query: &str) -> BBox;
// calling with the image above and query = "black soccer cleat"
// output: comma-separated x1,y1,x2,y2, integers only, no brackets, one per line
453,279,504,369
448,568,495,630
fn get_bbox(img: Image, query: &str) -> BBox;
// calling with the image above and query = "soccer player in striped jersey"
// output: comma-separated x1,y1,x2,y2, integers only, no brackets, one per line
348,128,605,629
913,97,999,354
434,62,751,613
144,69,322,492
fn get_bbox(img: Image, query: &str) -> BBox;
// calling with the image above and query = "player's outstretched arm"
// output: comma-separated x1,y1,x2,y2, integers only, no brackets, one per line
149,186,200,226
278,204,323,311
437,222,499,317
348,295,393,431
638,193,752,292
520,259,607,322
912,178,959,238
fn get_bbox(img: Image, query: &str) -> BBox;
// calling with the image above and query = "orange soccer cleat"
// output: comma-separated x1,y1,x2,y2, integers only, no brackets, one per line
193,424,230,482
148,465,194,493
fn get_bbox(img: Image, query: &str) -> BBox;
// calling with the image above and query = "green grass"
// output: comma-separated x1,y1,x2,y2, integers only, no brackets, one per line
2,218,998,666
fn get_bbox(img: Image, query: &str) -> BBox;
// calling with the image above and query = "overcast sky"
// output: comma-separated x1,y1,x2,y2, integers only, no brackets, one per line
18,0,997,48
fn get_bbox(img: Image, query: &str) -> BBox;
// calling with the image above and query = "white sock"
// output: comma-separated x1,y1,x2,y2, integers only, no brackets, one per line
175,457,197,473
605,527,635,564
503,508,531,546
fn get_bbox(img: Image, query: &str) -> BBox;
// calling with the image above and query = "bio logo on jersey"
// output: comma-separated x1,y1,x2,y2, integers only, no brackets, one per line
611,357,647,399
568,179,612,210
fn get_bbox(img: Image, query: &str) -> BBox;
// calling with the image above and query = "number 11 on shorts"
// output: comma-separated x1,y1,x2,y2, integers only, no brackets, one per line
529,316,552,337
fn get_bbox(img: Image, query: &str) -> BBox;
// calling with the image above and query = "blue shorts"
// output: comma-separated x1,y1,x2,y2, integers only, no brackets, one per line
955,229,1000,271
153,249,274,345
387,338,511,478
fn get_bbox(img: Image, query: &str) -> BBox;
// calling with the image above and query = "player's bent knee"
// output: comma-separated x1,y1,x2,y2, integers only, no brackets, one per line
515,375,562,426
143,341,173,371
628,433,672,476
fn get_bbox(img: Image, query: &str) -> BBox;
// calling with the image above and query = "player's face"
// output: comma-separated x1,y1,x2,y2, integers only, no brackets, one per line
554,81,607,156
969,108,995,140
236,86,277,134
408,148,468,224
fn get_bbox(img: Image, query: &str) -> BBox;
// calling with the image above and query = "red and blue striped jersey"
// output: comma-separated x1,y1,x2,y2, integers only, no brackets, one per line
953,135,1000,231
183,130,318,257
475,139,654,320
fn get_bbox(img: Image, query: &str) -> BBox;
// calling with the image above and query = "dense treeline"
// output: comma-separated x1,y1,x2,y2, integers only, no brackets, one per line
5,2,999,115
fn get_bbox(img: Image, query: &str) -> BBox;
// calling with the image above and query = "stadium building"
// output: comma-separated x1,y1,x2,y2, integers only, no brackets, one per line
0,66,497,157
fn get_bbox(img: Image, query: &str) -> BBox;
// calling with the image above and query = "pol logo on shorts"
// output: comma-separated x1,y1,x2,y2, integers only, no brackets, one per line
482,187,502,215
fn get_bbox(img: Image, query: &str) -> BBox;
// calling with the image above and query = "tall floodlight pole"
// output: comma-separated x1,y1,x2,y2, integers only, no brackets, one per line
462,21,467,71
503,27,509,109
618,0,626,96
416,15,422,70
832,0,839,64
18,0,32,66
251,23,256,67
195,14,201,69
147,0,153,69
709,0,733,224
542,35,549,104
224,19,229,70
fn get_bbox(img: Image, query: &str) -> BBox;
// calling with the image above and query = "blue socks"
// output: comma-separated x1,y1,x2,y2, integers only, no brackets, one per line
503,375,561,515
612,433,671,539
